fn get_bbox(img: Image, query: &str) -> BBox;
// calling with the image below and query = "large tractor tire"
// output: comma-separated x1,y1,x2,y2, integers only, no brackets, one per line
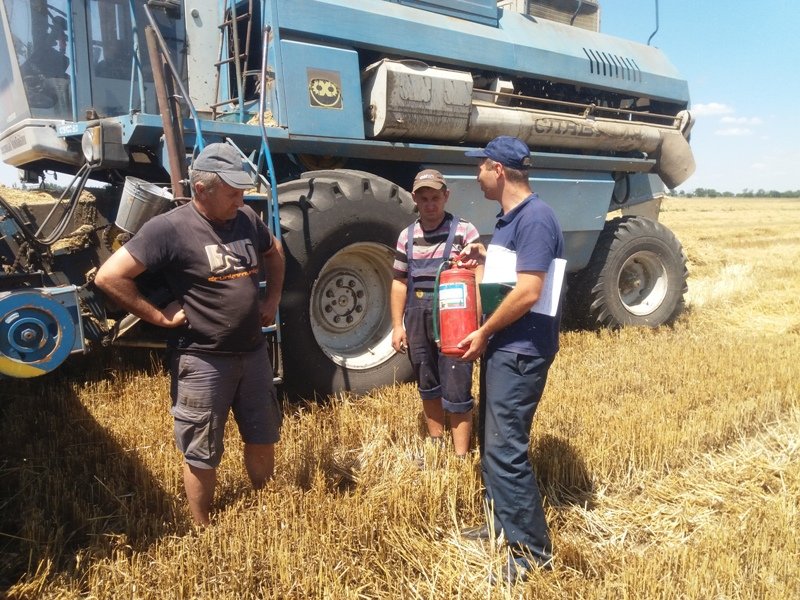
567,216,688,329
277,170,416,397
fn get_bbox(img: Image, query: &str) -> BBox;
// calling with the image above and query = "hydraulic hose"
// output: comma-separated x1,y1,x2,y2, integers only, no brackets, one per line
34,163,93,245
431,260,450,346
648,0,660,46
0,164,93,249
257,23,282,346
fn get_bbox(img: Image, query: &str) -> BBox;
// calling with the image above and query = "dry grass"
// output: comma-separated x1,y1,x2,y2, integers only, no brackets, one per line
0,183,98,205
1,197,799,599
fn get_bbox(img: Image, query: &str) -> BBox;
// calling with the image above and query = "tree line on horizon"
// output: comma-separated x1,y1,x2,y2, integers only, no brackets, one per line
670,188,800,198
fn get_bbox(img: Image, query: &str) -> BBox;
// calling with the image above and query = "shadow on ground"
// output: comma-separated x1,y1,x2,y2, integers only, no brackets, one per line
0,350,182,594
533,433,595,509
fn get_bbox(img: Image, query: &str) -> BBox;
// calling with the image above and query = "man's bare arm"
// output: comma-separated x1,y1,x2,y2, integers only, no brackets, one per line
390,278,408,353
94,247,186,328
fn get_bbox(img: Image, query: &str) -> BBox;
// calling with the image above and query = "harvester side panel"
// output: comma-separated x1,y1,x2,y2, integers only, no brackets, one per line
273,0,689,104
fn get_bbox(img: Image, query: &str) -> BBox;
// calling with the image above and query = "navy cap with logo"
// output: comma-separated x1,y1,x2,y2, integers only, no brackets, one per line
192,143,253,190
465,136,532,170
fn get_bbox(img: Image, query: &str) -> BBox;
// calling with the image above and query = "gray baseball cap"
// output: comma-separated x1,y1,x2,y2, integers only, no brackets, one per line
192,143,252,189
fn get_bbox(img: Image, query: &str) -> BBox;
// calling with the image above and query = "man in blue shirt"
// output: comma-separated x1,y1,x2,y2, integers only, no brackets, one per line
459,136,565,582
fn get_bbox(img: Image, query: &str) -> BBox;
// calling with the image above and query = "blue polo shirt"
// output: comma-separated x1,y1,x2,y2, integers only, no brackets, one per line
487,193,565,357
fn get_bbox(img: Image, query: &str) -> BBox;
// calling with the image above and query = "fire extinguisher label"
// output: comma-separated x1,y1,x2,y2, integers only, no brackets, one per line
439,283,468,310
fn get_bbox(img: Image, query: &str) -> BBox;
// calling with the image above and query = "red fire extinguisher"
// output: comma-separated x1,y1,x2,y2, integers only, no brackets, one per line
433,263,479,358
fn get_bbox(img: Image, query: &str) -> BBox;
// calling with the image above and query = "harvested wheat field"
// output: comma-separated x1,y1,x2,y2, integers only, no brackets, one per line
1,197,798,599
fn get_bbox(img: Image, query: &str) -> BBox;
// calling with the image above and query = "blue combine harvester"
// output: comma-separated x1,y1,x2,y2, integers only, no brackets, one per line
0,0,693,394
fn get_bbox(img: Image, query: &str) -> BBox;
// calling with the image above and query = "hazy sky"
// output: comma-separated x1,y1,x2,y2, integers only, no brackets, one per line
2,1,798,193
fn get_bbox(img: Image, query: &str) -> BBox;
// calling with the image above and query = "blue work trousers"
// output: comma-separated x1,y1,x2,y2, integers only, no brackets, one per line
479,348,554,568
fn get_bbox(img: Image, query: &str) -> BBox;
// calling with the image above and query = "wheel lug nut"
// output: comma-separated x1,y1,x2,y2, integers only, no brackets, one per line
355,306,363,313
346,315,353,323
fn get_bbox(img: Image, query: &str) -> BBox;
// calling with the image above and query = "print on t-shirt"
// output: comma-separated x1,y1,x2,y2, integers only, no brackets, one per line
205,239,258,281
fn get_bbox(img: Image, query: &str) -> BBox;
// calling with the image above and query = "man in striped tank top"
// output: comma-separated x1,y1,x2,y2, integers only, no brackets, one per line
391,169,481,456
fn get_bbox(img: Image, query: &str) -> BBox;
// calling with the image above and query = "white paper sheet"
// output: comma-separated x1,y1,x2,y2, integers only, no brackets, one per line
532,257,567,317
481,245,566,317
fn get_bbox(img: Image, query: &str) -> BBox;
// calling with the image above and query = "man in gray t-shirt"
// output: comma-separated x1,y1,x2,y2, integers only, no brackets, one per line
96,143,285,525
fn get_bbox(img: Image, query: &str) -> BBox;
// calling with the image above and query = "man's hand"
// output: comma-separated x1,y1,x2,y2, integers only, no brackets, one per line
95,247,181,328
390,278,409,354
392,327,407,353
260,237,285,328
456,242,486,269
458,327,489,362
161,300,188,328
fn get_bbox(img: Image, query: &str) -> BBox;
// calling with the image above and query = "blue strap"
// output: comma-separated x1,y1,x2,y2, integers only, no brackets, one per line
442,217,458,262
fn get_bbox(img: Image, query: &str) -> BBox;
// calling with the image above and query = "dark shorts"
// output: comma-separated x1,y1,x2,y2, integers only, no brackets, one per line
405,300,474,413
169,344,282,469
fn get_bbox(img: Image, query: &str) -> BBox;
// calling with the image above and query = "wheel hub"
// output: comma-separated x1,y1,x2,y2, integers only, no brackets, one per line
8,317,50,352
321,276,367,329
617,251,669,316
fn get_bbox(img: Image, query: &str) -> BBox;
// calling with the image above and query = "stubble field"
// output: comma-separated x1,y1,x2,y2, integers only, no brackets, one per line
1,197,798,599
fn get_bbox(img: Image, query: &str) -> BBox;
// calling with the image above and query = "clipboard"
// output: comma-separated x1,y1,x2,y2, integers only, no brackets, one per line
478,258,566,316
478,282,514,314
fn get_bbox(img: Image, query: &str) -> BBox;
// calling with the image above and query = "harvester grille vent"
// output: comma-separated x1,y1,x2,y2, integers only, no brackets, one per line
583,48,642,82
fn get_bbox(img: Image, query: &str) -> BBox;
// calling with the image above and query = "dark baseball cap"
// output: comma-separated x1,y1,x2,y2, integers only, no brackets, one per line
192,143,252,189
465,136,532,170
412,169,447,192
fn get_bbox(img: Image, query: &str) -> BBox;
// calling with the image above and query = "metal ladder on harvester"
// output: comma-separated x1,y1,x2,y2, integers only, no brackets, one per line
211,0,258,121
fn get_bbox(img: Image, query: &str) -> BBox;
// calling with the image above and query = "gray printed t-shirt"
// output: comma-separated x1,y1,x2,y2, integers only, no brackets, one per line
124,202,273,353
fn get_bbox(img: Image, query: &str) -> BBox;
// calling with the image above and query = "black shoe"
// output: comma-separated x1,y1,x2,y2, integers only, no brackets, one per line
460,524,491,540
